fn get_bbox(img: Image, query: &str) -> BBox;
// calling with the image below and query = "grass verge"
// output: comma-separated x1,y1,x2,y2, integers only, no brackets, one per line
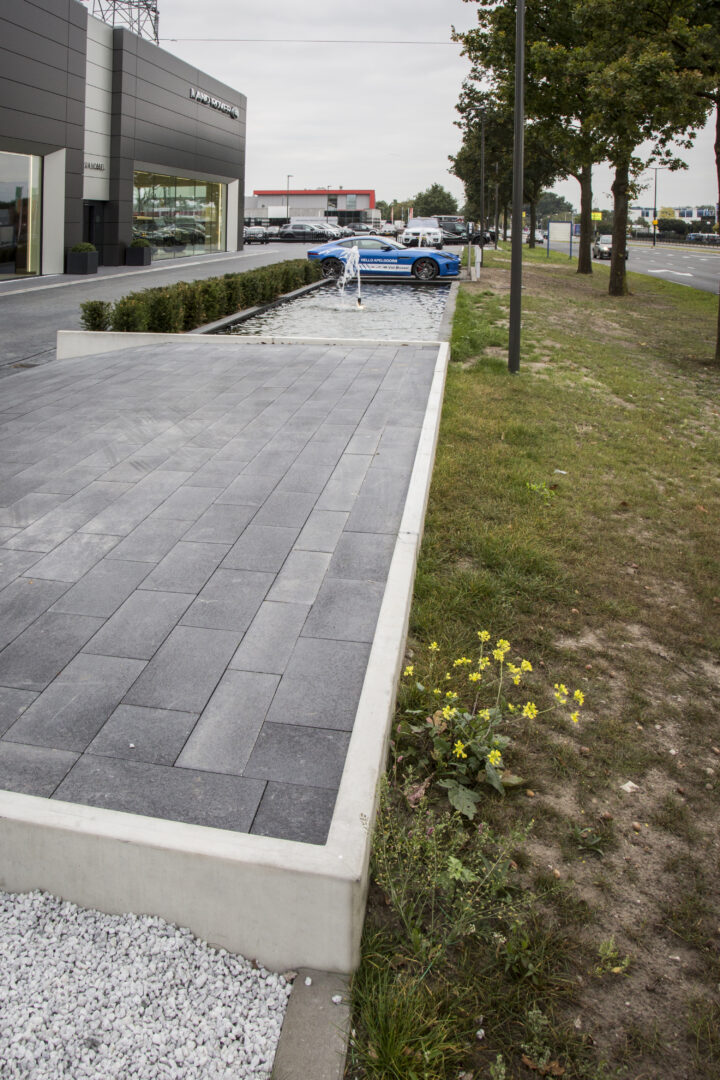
346,247,720,1079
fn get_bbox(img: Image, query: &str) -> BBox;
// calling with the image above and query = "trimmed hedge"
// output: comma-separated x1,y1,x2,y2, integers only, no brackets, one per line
80,259,323,333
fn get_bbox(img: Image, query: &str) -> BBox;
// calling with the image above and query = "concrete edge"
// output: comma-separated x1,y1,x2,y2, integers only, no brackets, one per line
271,969,350,1080
437,280,460,343
194,279,329,335
0,340,451,976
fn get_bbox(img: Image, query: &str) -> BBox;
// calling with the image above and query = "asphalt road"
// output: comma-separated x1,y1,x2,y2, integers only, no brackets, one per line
545,239,720,294
0,244,313,372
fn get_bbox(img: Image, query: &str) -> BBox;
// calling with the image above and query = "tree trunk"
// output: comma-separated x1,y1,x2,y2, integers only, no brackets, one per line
714,102,720,362
503,205,509,240
577,163,593,275
609,160,630,296
528,202,537,247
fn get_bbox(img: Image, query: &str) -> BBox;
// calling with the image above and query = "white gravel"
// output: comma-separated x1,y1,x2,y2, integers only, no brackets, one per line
0,889,292,1079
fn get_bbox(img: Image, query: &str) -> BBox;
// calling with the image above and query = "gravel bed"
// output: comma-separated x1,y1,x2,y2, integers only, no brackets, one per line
0,889,291,1079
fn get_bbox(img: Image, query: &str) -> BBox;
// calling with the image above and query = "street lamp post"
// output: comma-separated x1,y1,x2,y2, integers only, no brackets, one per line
286,174,293,222
653,167,657,248
508,0,525,374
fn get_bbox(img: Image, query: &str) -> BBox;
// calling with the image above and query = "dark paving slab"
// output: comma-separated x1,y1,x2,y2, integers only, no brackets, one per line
0,339,439,842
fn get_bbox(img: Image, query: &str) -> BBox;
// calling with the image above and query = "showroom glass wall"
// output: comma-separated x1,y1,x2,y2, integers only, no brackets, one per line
133,170,226,261
0,151,41,279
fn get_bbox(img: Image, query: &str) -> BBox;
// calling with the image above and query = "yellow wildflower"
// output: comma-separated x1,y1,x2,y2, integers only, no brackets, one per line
573,689,585,706
403,665,414,678
496,639,511,653
445,690,458,700
487,749,503,768
453,656,472,667
468,672,482,683
522,702,538,719
477,630,491,642
478,656,491,670
513,675,521,685
442,705,457,720
520,659,533,672
433,687,442,696
453,740,468,759
478,708,491,721
429,641,439,651
570,711,580,724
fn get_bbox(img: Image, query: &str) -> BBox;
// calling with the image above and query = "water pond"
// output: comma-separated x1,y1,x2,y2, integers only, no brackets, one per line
226,282,451,340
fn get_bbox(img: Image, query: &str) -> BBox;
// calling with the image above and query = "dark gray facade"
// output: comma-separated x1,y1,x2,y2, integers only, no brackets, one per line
0,0,88,254
0,0,246,271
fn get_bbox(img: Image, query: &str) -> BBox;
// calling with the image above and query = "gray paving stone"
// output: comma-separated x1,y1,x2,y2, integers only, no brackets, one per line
294,510,348,553
83,589,192,660
267,550,331,605
315,455,373,512
0,492,69,528
222,524,299,572
0,527,20,543
182,503,256,544
327,532,396,582
242,448,299,479
0,686,37,737
123,625,241,713
86,704,198,766
229,601,310,675
139,541,230,594
276,462,335,495
0,549,46,590
0,577,70,651
181,569,272,632
345,468,410,534
183,458,250,489
2,482,133,553
34,465,112,495
80,470,191,535
243,722,350,788
266,637,371,731
345,431,382,456
152,485,223,522
152,446,216,473
52,755,265,832
50,559,151,619
302,578,385,643
104,516,190,564
176,669,279,774
25,533,120,582
293,437,348,468
0,612,104,692
4,653,146,752
215,473,278,507
253,491,317,529
0,742,78,798
250,782,337,844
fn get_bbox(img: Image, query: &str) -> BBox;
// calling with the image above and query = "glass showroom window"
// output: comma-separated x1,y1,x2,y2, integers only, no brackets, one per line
132,170,226,261
0,151,41,279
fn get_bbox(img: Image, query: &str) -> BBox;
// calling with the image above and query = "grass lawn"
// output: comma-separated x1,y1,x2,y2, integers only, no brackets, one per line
345,247,720,1079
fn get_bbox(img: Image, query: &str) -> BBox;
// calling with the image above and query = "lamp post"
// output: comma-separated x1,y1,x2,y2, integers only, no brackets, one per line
652,167,657,248
508,0,525,374
286,174,293,222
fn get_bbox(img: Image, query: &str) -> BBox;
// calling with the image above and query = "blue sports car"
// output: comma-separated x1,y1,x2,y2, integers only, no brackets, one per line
307,236,460,281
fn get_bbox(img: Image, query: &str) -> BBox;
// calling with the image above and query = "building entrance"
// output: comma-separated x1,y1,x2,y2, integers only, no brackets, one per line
0,151,41,279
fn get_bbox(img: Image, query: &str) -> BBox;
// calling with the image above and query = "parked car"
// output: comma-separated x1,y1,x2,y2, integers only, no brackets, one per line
468,228,495,245
400,224,443,249
243,226,269,244
592,234,628,259
279,223,327,242
525,230,546,244
307,235,460,280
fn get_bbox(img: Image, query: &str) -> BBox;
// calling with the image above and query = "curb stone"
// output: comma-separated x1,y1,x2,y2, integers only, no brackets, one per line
271,969,351,1080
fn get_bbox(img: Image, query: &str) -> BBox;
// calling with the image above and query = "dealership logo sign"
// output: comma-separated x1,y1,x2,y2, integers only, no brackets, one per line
189,87,239,119
84,161,105,171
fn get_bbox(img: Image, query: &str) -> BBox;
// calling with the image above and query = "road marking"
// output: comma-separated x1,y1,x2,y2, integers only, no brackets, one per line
647,269,693,277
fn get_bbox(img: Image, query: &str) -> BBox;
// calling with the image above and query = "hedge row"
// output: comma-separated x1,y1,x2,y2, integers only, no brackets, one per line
79,259,323,333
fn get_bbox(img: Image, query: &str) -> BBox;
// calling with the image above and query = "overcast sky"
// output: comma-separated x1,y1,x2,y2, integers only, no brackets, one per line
157,0,718,213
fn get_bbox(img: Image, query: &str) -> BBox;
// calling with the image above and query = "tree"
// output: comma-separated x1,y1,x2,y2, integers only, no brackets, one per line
411,184,459,217
536,191,574,219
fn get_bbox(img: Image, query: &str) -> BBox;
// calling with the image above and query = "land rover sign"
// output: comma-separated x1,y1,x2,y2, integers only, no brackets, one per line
189,87,239,120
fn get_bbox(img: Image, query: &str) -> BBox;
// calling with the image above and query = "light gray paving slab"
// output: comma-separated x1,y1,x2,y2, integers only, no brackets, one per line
229,601,310,675
250,782,337,844
2,482,133,552
0,549,47,590
50,559,151,618
252,490,317,529
0,612,104,692
242,448,299,479
243,722,350,789
215,473,279,507
0,686,37,737
183,458,250,489
0,492,69,528
182,503,256,544
0,527,20,542
267,550,331,605
177,669,279,775
222,524,299,572
53,755,265,832
0,577,71,651
315,455,373,512
152,484,223,522
4,653,146,752
123,625,242,713
276,462,335,494
80,470,191,535
345,468,410,534
104,515,190,564
180,568,273,632
139,541,230,594
86,704,198,766
301,579,385,643
25,532,120,582
295,510,348,553
0,742,79,798
266,637,371,731
327,532,396,582
83,588,193,660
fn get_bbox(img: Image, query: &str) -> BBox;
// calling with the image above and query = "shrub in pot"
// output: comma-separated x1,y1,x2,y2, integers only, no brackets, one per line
126,238,152,266
67,242,99,275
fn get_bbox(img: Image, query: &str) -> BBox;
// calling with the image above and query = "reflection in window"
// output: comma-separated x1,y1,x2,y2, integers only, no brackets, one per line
0,151,41,279
132,170,226,261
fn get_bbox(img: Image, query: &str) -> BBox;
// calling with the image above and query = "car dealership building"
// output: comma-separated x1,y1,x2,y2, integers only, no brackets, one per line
0,0,246,278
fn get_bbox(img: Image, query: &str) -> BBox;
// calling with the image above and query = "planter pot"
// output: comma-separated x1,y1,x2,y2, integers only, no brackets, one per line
66,251,99,275
125,247,152,266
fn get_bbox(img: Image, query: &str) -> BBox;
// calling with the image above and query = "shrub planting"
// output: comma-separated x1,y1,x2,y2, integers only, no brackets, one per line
78,260,322,334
